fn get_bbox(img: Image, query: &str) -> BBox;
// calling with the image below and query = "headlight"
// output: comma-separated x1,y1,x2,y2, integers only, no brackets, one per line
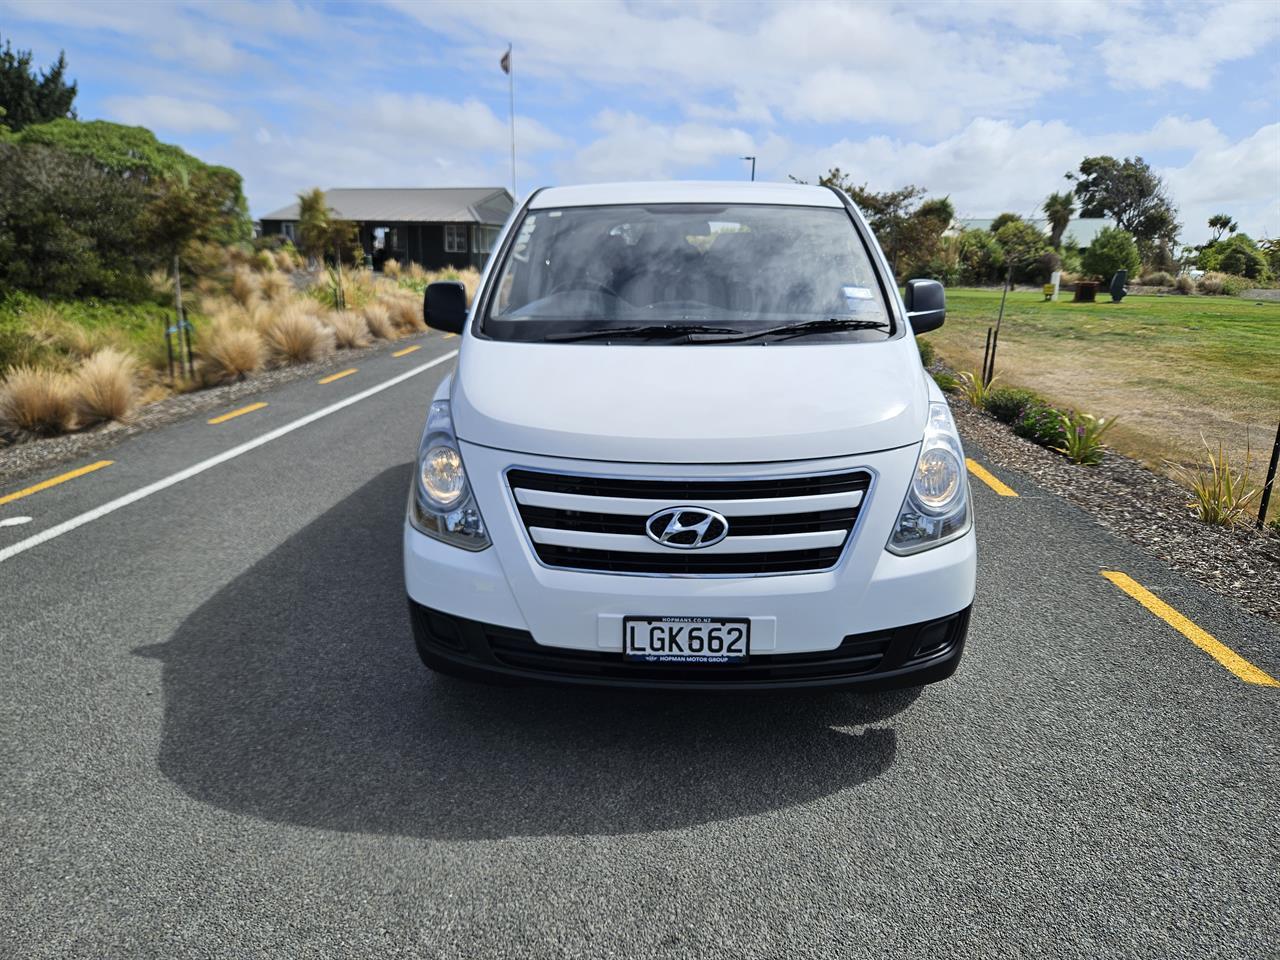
421,445,466,508
409,400,491,551
887,402,972,555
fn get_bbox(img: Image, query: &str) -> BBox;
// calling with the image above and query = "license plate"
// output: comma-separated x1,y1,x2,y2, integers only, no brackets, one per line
623,616,749,664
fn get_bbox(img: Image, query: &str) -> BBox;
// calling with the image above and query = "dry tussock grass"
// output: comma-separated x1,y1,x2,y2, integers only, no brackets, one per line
329,311,371,349
362,303,395,340
73,348,138,425
259,270,291,302
230,266,260,307
382,258,401,279
260,305,334,365
0,366,76,436
384,293,424,332
405,261,428,282
200,319,265,384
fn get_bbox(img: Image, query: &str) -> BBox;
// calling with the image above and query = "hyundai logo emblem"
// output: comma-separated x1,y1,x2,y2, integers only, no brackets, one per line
645,507,729,550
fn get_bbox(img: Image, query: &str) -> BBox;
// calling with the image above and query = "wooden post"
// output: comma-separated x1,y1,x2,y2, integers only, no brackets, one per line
1258,420,1280,529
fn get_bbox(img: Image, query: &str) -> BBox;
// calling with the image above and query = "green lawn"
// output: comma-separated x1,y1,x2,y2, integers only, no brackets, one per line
920,288,1280,488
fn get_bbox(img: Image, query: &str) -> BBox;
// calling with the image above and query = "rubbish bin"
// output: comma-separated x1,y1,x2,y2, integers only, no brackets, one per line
1073,281,1098,303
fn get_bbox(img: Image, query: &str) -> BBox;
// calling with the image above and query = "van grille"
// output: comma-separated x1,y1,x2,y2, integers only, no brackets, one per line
506,468,872,576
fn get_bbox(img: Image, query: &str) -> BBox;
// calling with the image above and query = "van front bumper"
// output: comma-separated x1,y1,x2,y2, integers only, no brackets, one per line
408,598,970,691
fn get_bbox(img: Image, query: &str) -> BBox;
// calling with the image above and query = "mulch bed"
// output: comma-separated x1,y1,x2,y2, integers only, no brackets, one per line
950,398,1280,624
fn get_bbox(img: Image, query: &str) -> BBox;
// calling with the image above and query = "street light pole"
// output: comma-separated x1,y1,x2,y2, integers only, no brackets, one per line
740,156,756,181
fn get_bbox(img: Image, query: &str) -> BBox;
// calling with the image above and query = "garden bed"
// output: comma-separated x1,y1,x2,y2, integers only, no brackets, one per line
950,398,1280,625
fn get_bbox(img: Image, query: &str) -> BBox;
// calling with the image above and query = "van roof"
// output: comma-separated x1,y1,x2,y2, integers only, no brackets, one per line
529,181,844,209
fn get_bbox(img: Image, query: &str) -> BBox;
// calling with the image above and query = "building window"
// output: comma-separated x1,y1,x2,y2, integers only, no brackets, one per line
282,222,296,242
475,225,499,255
444,224,468,253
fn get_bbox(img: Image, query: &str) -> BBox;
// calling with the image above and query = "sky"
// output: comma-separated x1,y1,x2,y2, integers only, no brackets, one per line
2,0,1278,244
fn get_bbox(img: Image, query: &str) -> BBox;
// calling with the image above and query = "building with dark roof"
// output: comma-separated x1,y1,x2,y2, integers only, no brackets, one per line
259,187,515,271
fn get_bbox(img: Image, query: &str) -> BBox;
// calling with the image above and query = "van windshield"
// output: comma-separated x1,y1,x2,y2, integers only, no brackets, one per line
482,203,893,343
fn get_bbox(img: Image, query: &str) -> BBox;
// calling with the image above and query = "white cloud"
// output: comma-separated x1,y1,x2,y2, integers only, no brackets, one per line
1098,1,1280,90
773,117,1280,243
568,111,754,180
398,0,1072,135
104,94,238,133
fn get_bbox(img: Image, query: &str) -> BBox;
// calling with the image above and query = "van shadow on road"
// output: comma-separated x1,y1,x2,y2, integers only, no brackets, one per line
138,465,915,840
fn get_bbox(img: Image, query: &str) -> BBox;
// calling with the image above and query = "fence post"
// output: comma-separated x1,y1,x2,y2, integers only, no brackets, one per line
1257,420,1280,529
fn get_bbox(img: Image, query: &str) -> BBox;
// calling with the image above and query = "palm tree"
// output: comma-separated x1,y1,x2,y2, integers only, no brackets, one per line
1043,191,1075,250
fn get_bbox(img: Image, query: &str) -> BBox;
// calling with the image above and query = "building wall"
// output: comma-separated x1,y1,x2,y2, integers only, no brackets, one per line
259,218,481,271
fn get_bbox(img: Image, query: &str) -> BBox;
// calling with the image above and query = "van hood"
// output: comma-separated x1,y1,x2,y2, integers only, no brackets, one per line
450,338,929,463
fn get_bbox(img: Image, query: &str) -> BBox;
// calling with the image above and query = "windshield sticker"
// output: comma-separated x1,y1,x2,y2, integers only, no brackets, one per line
842,286,876,310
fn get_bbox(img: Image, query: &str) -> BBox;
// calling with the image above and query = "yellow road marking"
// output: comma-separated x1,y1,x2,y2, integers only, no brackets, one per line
207,402,268,425
1101,570,1278,687
965,458,1018,497
392,345,421,357
318,368,357,384
0,460,114,507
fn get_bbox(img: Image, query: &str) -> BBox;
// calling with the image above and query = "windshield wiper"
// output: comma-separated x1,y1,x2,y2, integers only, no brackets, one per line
686,318,892,344
543,323,742,343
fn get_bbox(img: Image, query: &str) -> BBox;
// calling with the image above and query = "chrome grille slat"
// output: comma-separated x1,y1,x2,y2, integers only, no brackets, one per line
507,468,871,576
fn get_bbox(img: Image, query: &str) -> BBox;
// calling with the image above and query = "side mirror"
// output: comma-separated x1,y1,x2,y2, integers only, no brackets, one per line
904,279,945,334
424,281,468,334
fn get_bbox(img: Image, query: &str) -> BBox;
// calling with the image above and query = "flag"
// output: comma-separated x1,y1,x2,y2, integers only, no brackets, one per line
500,46,511,75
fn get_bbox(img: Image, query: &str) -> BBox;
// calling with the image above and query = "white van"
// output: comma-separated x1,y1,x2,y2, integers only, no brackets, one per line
404,181,975,690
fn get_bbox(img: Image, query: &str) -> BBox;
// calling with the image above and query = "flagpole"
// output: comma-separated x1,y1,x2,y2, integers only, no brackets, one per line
507,43,516,196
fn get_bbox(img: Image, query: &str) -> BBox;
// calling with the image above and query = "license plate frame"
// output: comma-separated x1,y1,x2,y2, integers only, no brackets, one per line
623,616,750,664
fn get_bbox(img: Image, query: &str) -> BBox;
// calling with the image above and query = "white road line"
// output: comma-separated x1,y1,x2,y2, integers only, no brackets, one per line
0,351,457,564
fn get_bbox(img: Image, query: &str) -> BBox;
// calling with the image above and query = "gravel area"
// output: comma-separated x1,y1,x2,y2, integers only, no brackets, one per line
951,397,1280,624
0,335,429,487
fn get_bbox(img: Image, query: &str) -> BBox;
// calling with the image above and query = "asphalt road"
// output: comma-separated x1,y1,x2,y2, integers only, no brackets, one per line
2,332,1277,959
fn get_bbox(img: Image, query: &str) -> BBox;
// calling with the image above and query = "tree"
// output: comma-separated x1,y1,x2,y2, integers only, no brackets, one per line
994,220,1050,282
1199,233,1268,279
988,212,1022,234
814,168,953,279
0,142,152,299
1207,213,1237,243
1067,155,1179,246
1042,191,1075,249
1081,227,1140,281
0,34,77,132
14,119,251,243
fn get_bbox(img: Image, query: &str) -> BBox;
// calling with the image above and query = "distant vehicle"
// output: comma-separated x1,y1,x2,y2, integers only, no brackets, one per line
1181,268,1205,280
404,181,976,690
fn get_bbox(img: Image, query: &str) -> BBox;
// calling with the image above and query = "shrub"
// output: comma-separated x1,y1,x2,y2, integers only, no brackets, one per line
1175,275,1195,294
382,258,402,279
1197,272,1246,296
931,371,960,393
983,387,1040,424
957,370,997,408
72,347,137,425
916,337,936,367
259,305,333,365
1013,400,1067,447
0,365,75,435
1171,438,1258,527
1138,271,1173,287
362,303,395,340
1054,410,1116,465
329,311,370,349
954,229,1005,285
1198,234,1270,280
200,319,263,383
1082,227,1141,281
